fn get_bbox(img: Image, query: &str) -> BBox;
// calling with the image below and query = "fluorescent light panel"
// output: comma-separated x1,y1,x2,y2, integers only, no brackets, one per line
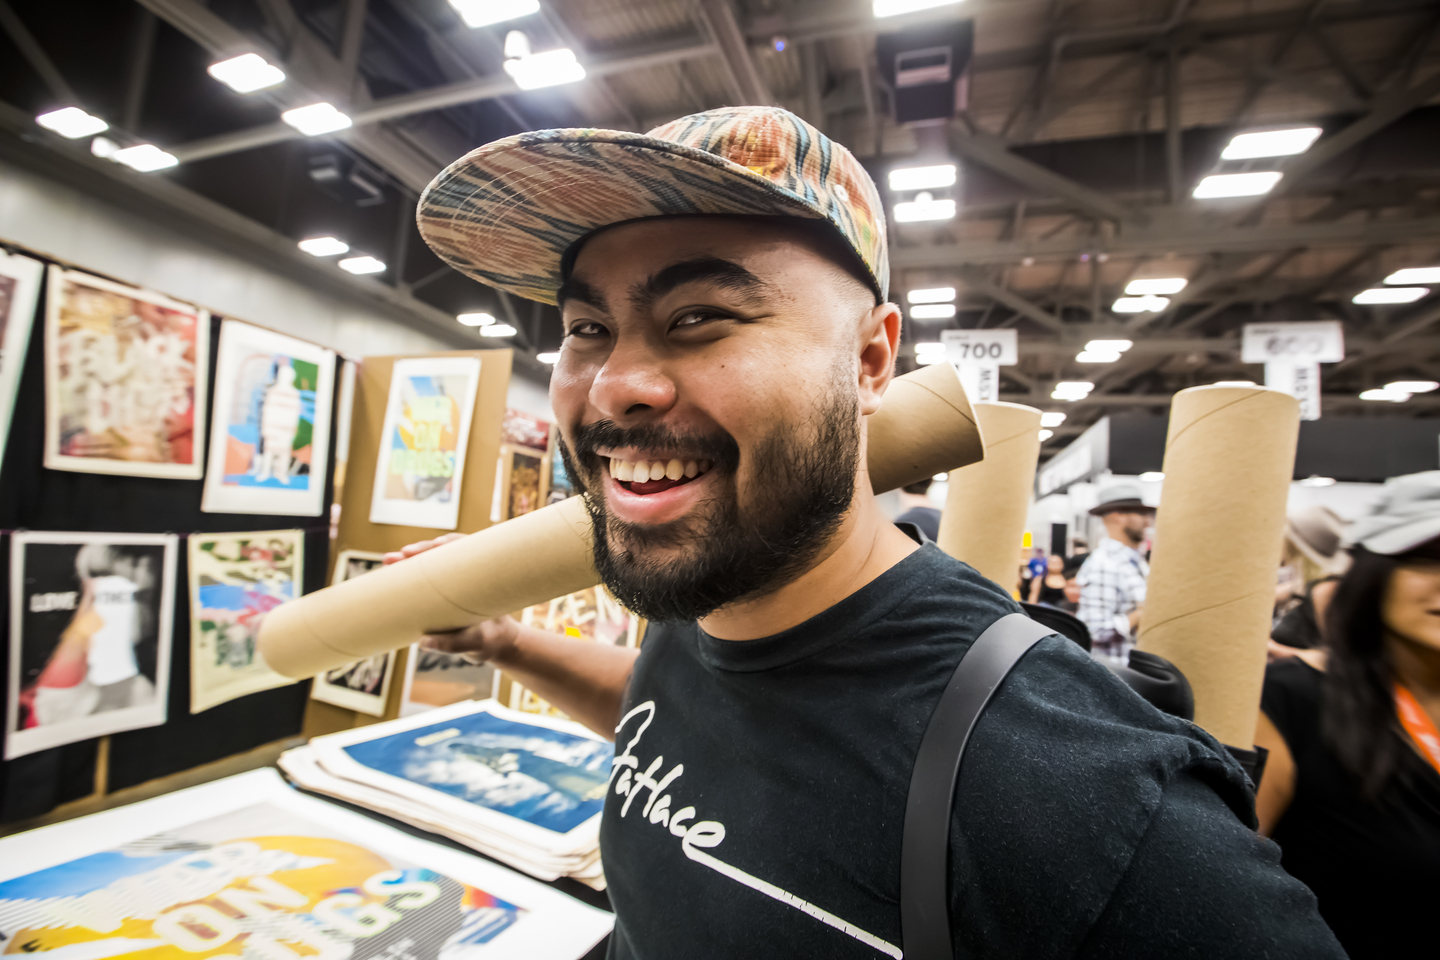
536,351,561,363
504,48,585,89
888,164,956,191
1384,266,1440,285
1193,171,1282,199
1075,350,1121,363
907,286,956,303
915,354,947,365
35,106,108,139
1359,387,1411,402
298,236,349,256
1086,339,1133,353
484,324,518,337
913,341,947,354
338,255,386,275
1386,380,1439,393
1353,287,1427,304
1039,412,1066,427
111,144,178,172
457,312,496,327
1124,277,1186,295
1221,127,1322,160
281,102,352,136
1139,471,1164,482
894,198,956,223
909,303,956,319
1112,296,1169,313
207,53,285,93
449,0,540,28
1038,429,1054,441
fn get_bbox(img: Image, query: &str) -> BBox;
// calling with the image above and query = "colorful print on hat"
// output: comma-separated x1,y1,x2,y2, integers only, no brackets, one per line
417,106,889,305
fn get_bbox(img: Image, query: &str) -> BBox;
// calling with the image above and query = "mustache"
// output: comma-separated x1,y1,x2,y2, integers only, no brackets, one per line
566,420,741,475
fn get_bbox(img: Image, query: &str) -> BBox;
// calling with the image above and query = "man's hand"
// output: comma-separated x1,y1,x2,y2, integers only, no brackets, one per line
384,532,516,666
383,532,466,565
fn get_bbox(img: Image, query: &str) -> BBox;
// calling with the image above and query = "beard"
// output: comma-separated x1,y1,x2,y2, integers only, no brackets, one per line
561,383,861,624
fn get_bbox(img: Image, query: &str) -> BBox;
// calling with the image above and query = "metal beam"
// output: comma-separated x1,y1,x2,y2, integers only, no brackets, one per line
946,127,1134,224
1332,298,1440,370
122,10,158,131
0,1,79,105
694,0,774,105
339,0,368,94
957,267,1065,332
1000,391,1440,408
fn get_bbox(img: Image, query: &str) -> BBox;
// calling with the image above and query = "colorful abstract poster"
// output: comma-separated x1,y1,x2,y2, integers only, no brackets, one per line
511,587,639,719
188,530,303,713
399,643,496,718
369,357,481,530
44,267,210,479
6,531,177,759
201,321,337,517
501,408,550,449
0,769,614,959
310,551,395,716
547,450,577,506
0,249,43,471
312,701,612,855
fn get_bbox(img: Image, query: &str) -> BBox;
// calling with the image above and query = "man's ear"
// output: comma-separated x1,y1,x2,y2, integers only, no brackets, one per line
857,302,902,416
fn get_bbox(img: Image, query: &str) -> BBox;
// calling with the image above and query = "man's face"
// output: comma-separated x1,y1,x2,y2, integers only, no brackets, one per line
550,217,889,623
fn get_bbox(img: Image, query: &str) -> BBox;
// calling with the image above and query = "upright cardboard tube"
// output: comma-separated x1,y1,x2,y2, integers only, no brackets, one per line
936,402,1042,591
1136,385,1299,747
259,364,984,678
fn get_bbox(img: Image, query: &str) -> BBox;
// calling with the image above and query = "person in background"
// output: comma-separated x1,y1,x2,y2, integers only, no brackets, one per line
1026,546,1048,583
1070,536,1090,559
1270,505,1350,659
892,477,941,542
1254,470,1440,960
1029,553,1069,608
1062,556,1084,612
1077,484,1155,666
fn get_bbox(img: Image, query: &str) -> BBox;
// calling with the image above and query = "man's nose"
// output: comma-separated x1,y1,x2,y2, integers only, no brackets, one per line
588,341,677,422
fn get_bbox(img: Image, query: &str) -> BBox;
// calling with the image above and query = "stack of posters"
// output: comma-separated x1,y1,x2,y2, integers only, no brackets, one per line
0,768,613,960
280,700,610,887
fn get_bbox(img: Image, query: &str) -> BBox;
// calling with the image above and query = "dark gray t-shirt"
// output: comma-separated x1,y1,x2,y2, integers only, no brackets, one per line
600,543,1343,958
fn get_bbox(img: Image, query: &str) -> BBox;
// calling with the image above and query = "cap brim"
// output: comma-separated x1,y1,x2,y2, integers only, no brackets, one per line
1357,515,1440,556
418,128,839,305
1088,499,1154,517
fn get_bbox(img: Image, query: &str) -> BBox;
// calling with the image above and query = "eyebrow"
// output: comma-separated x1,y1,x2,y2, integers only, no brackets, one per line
628,257,770,313
556,276,609,312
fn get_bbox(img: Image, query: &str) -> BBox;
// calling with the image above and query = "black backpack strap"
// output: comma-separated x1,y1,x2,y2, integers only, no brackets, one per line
901,612,1055,959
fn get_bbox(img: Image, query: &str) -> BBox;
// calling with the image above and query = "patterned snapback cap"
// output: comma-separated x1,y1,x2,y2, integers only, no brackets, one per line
416,106,889,305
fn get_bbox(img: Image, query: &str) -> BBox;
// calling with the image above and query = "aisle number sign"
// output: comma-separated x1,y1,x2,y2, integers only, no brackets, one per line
1242,321,1344,421
940,329,1018,403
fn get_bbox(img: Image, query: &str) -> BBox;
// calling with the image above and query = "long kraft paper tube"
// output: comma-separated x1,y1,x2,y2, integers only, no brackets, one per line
259,362,984,678
935,402,1042,590
1136,384,1300,748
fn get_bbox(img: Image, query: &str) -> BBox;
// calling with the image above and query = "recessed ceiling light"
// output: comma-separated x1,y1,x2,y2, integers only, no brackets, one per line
894,196,956,223
888,164,957,191
915,353,947,365
910,303,957,319
35,106,108,139
1051,381,1093,401
536,351,561,363
504,48,585,89
1192,171,1283,199
1299,476,1337,487
873,0,964,18
1353,287,1428,304
907,286,956,303
338,255,386,275
1085,339,1133,353
111,144,179,172
1139,471,1164,482
1384,266,1440,285
90,136,119,158
281,102,352,136
1359,387,1411,402
298,236,349,256
1111,296,1169,313
1386,380,1439,393
1039,412,1066,427
457,312,496,326
1075,350,1122,363
1220,127,1322,160
484,323,518,337
207,53,286,93
1124,278,1187,295
448,0,540,28
914,341,946,354
1038,429,1054,441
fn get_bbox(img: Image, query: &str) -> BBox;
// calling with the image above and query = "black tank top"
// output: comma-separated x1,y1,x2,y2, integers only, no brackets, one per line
1035,578,1068,607
1262,658,1440,959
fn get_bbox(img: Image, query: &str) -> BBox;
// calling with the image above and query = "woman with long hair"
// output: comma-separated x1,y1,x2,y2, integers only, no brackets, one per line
1254,471,1440,959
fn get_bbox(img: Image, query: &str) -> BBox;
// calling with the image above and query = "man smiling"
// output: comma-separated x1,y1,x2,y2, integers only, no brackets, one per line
409,108,1342,958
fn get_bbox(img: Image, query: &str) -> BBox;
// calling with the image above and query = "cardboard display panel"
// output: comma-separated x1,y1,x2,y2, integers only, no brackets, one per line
1137,384,1300,748
936,402,1042,591
261,363,984,679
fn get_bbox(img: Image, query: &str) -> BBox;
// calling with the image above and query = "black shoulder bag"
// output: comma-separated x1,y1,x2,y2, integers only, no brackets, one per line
900,612,1054,960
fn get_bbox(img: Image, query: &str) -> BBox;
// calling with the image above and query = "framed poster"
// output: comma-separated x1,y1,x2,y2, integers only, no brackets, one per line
510,585,639,718
188,529,303,713
0,249,43,470
201,320,337,516
309,550,395,716
44,266,210,478
0,768,614,960
501,407,551,449
6,531,177,759
398,642,496,717
369,356,481,530
499,443,547,521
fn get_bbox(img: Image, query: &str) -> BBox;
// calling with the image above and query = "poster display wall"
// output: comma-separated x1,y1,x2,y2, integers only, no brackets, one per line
0,249,43,470
509,586,639,718
309,550,395,716
189,530,303,713
44,267,209,479
369,356,481,530
5,531,178,759
201,320,337,516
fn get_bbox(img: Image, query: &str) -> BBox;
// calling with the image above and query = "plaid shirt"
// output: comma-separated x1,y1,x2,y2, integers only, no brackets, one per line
1076,538,1149,665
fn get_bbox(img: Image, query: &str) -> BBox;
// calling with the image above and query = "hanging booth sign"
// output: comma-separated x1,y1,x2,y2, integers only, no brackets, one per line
941,328,1017,403
1242,321,1344,422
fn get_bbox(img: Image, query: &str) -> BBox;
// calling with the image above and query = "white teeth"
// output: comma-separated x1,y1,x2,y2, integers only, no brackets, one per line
683,460,698,478
615,460,633,482
642,461,658,482
611,457,713,484
666,459,683,481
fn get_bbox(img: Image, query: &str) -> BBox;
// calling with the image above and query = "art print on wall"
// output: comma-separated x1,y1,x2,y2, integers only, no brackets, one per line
0,769,614,960
189,530,303,713
309,550,395,716
44,267,210,478
369,356,481,530
0,249,43,470
201,320,336,516
510,586,639,718
6,531,177,759
399,642,496,718
501,444,546,521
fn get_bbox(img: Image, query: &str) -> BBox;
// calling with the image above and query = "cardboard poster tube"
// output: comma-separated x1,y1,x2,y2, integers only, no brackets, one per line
259,363,984,678
1136,385,1300,748
935,402,1042,591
